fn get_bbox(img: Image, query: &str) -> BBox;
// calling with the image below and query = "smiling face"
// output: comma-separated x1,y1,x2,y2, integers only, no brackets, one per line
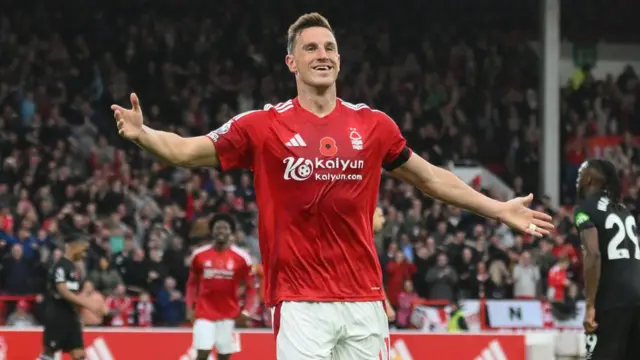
285,15,340,90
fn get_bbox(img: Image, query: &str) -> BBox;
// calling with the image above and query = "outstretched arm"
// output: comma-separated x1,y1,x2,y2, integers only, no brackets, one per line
390,153,553,236
391,154,503,219
111,94,219,167
134,128,218,168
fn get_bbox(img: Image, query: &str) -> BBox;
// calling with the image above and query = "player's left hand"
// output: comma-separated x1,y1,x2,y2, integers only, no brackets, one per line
497,193,554,237
385,304,396,322
237,310,253,328
583,305,598,333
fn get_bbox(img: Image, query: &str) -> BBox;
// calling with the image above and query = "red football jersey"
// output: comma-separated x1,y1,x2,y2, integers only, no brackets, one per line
207,98,409,307
106,296,134,326
186,245,256,321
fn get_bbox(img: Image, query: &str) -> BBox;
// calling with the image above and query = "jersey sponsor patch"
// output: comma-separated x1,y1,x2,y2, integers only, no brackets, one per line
575,211,590,226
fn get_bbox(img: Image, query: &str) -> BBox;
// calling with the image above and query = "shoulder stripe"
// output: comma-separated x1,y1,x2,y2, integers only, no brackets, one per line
190,245,212,265
207,109,265,142
230,245,253,266
231,109,262,120
264,100,294,113
340,100,371,111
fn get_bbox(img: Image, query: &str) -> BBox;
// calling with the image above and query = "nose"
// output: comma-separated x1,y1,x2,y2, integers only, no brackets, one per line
315,47,329,60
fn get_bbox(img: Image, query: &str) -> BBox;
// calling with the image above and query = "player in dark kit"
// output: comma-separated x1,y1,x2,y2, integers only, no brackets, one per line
40,235,102,360
574,159,640,360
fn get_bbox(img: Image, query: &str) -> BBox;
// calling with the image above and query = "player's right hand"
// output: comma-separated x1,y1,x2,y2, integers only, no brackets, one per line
583,305,598,333
111,93,144,141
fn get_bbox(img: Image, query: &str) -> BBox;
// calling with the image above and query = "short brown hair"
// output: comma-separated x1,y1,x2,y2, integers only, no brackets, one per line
287,13,333,54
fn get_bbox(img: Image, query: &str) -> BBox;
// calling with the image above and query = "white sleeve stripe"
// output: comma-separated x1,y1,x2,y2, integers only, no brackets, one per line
232,109,262,120
340,100,370,111
263,99,294,113
273,100,293,110
192,244,212,256
230,245,253,266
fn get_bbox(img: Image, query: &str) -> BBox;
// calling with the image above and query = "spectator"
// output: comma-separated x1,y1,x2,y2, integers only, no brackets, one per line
552,235,578,264
447,302,469,332
385,251,416,309
80,280,107,326
1,245,34,295
487,258,512,299
156,277,185,327
136,292,154,327
9,228,40,261
469,261,491,299
512,251,541,299
122,249,149,293
6,300,36,328
146,249,169,295
396,280,419,329
456,247,477,299
106,284,133,327
88,256,123,295
548,256,572,303
425,253,457,302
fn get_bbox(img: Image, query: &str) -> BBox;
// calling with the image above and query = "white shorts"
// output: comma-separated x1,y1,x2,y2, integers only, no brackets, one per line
272,301,390,360
192,318,240,354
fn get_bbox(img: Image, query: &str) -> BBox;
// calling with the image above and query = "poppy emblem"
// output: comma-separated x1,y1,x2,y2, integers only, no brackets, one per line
319,137,338,157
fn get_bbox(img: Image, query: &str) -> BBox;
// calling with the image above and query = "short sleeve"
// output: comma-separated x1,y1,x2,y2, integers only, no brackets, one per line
53,265,66,283
189,253,201,273
375,111,412,170
574,201,596,232
206,110,266,171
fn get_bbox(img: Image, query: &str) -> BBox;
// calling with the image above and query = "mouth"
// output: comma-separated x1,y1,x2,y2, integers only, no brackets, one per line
311,64,333,73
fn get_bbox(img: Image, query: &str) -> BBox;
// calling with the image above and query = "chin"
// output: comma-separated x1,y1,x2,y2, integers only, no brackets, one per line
303,75,337,88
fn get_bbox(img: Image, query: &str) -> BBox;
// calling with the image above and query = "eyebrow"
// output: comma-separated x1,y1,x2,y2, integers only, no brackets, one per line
303,41,337,48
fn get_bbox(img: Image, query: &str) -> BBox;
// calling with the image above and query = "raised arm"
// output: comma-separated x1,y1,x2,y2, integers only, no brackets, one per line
112,93,260,170
375,110,553,237
135,128,219,168
111,93,219,167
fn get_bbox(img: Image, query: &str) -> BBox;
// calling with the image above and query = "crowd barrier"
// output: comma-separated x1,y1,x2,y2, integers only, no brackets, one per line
0,296,589,358
0,328,529,360
410,298,585,331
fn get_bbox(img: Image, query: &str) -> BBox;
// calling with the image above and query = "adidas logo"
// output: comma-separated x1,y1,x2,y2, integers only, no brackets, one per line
474,340,507,360
389,339,413,360
45,338,114,360
180,348,215,360
85,338,114,360
285,134,307,147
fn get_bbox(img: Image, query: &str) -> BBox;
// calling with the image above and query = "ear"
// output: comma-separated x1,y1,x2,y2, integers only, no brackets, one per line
285,54,297,74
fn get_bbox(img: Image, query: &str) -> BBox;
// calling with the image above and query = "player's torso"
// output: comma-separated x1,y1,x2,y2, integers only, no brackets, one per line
194,247,247,320
261,101,382,199
48,259,82,313
197,248,244,296
593,197,640,309
253,100,385,303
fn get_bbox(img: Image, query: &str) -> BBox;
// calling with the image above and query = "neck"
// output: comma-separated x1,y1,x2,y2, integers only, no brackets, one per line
214,243,229,251
296,82,337,117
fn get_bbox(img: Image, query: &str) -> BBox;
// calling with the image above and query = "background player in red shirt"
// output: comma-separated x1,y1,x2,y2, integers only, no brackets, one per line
112,13,554,360
185,214,256,360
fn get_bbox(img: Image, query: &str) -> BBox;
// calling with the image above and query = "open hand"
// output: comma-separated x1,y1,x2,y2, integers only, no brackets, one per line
111,93,144,141
496,194,554,237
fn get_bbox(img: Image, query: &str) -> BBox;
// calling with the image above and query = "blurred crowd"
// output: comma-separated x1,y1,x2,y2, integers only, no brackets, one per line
0,0,639,329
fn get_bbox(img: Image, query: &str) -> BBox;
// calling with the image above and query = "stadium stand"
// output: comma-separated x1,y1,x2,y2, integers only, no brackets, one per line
0,0,638,347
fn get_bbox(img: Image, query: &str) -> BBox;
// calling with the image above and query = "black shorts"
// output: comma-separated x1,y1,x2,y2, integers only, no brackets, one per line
585,305,640,360
42,308,84,352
